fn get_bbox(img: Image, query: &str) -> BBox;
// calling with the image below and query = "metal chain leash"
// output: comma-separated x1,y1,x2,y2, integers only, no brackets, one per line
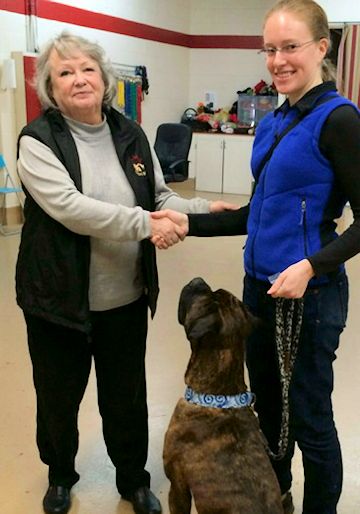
265,297,304,461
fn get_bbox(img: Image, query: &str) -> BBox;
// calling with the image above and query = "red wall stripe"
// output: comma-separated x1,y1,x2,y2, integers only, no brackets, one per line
190,34,262,49
0,0,25,14
0,0,261,49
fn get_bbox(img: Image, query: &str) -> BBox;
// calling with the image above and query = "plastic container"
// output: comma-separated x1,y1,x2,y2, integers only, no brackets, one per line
255,95,278,124
237,95,278,126
237,95,256,127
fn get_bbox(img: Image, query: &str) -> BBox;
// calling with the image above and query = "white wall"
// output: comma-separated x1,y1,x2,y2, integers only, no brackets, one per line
49,0,191,32
190,0,273,34
188,0,273,111
189,50,272,112
318,0,360,23
0,11,27,186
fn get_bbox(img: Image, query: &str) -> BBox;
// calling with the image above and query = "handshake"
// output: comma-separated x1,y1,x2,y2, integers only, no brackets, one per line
149,200,239,250
150,209,188,249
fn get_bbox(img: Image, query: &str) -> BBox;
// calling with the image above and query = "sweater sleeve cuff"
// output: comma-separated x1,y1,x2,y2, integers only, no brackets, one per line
307,256,325,277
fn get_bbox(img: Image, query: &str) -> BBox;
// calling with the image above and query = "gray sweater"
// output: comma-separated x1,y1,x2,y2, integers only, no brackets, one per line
18,115,210,311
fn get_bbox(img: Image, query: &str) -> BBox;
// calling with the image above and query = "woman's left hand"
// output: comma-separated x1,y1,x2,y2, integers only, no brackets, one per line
267,259,315,299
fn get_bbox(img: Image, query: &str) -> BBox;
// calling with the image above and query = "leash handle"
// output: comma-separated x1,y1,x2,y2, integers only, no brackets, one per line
265,297,304,461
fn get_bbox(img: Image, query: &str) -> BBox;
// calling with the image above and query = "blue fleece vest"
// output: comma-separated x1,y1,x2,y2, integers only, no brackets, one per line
244,92,354,283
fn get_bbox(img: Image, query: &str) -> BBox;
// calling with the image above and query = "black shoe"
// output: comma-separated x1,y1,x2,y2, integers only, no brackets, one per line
281,491,295,514
122,486,162,514
43,485,71,514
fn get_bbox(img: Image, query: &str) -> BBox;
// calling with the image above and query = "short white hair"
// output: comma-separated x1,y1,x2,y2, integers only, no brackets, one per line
35,31,117,109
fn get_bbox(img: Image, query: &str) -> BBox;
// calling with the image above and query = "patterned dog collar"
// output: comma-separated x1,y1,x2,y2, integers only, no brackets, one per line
185,386,255,409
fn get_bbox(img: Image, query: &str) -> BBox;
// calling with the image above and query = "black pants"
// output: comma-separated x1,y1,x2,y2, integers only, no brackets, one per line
25,295,150,495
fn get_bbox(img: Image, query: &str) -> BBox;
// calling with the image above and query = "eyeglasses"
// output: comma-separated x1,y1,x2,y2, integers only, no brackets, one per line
258,40,316,57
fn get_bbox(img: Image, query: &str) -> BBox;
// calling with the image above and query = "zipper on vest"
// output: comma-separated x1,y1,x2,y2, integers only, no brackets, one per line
299,198,308,256
249,166,268,278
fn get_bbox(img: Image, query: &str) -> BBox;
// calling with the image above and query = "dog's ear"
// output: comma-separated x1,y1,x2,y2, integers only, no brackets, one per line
236,301,260,337
215,289,258,339
178,292,191,326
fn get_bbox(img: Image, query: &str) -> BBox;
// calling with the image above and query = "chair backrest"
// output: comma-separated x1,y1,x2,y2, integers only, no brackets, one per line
0,153,22,193
0,153,24,234
154,123,192,169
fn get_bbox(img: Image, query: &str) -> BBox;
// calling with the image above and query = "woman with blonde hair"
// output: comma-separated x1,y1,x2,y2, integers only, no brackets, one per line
154,1,360,512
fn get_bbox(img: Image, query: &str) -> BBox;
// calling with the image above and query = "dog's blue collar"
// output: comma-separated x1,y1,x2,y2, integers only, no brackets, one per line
184,386,255,409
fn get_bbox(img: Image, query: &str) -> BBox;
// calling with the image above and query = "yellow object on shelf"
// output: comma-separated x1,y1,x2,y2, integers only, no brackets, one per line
117,80,125,108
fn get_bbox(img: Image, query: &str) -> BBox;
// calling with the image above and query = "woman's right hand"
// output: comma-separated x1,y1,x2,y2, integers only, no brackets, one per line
150,210,189,249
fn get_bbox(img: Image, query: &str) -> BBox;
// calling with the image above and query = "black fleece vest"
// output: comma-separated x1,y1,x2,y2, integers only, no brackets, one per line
16,107,159,333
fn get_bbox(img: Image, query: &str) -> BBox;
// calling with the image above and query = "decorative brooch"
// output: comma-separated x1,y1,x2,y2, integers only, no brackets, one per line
131,154,146,176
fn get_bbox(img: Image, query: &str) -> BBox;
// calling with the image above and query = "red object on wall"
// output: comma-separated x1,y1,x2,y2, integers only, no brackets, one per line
23,55,42,123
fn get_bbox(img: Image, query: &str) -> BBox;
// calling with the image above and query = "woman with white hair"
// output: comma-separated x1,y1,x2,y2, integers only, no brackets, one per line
16,31,235,514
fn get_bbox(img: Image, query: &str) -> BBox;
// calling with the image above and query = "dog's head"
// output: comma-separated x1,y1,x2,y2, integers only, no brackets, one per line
178,277,254,346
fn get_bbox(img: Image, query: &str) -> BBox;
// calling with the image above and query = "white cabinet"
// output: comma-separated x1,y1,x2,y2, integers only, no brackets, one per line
222,137,253,195
193,134,224,193
193,133,254,195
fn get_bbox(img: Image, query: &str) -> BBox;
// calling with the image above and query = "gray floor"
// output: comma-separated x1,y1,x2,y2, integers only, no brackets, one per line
1,183,359,513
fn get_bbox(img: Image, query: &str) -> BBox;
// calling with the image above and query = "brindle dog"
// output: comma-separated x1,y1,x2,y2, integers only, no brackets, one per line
163,277,283,514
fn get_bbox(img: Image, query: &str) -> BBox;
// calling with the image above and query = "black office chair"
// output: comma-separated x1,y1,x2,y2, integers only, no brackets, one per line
154,123,192,183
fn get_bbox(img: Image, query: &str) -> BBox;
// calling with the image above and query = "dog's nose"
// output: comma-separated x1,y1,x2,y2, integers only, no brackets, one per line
186,277,209,291
178,277,212,325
